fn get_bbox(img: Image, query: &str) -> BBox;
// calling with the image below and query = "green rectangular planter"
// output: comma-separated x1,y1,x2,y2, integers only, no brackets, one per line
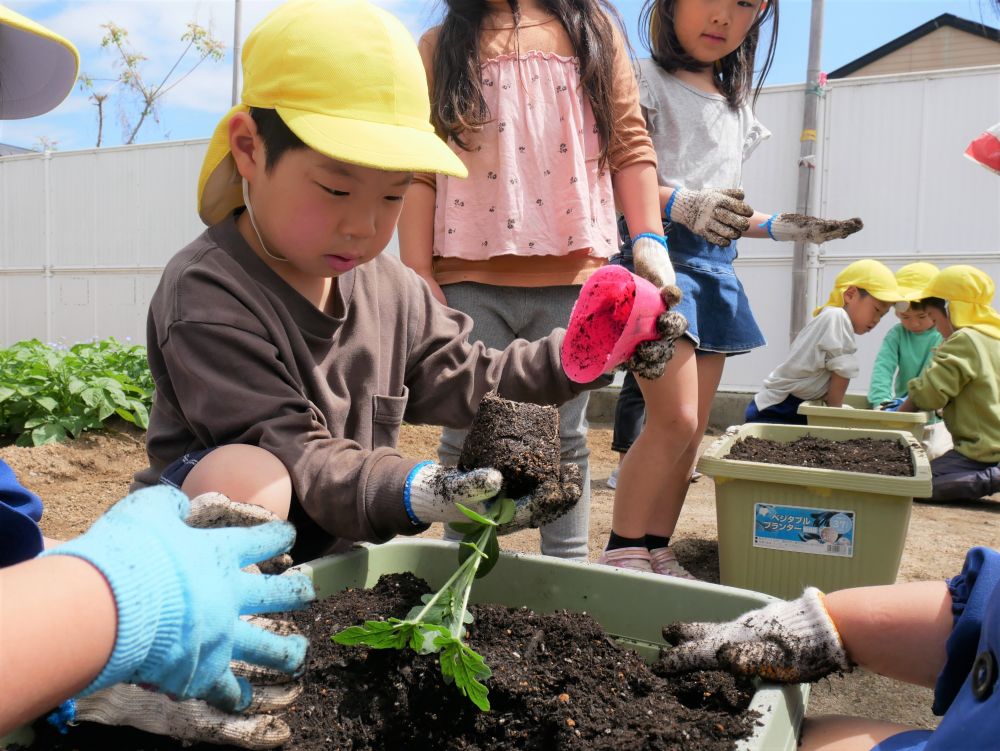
798,398,928,441
697,424,932,600
299,539,808,751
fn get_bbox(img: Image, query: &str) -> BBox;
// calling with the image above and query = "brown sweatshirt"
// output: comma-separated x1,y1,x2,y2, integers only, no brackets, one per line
133,217,604,559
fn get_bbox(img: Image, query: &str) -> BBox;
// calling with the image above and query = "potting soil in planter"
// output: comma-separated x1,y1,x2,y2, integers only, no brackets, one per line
19,573,760,751
727,435,914,477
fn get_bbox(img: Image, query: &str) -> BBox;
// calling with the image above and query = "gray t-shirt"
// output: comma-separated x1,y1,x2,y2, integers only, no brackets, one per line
636,58,770,191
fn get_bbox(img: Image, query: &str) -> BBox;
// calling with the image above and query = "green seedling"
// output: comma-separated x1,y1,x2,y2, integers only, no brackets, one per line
332,497,516,711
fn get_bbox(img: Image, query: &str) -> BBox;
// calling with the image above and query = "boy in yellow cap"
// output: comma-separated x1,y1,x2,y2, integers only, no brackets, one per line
897,265,1000,501
130,0,604,561
867,262,943,411
745,259,904,424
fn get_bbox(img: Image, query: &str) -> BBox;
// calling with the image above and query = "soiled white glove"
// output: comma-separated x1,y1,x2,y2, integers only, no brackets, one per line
74,676,300,750
631,235,680,306
404,461,504,525
763,213,863,244
659,587,852,683
668,188,754,247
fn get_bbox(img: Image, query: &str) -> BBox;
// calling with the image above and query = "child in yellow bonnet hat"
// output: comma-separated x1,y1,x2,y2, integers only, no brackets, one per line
867,262,943,411
898,265,1000,501
132,0,611,564
746,259,904,424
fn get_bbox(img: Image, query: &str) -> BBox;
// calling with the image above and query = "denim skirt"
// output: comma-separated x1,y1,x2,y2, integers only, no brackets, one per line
614,220,766,355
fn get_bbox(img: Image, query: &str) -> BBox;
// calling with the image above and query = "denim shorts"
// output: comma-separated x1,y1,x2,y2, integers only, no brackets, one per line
159,448,216,489
615,218,766,355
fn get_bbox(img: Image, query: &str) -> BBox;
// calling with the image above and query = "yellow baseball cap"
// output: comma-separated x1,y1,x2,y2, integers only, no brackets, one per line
813,259,905,316
920,265,1000,340
895,262,940,301
0,4,79,119
198,0,467,226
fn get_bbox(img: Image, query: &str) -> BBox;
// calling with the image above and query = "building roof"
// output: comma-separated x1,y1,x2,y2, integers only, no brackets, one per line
0,142,33,156
828,13,1000,79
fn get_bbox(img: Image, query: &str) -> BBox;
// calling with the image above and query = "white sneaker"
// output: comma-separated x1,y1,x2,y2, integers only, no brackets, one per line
606,466,619,489
649,547,698,580
597,546,653,573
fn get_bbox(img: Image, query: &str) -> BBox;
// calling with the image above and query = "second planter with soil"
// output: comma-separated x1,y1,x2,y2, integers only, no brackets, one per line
697,424,933,599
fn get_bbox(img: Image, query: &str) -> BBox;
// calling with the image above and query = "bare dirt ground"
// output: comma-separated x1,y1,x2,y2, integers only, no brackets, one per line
6,419,1000,734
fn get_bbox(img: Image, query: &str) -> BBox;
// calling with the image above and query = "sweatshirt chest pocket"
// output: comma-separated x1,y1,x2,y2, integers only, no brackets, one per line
372,387,408,448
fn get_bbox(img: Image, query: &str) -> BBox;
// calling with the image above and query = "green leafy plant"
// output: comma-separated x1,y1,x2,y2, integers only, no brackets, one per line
332,498,516,711
0,338,153,446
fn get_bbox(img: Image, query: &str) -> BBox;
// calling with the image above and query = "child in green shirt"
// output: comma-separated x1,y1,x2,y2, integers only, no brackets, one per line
900,265,1000,501
868,263,943,410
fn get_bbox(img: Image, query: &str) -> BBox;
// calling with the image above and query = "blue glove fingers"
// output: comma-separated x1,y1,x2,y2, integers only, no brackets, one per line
113,485,191,523
237,569,316,615
203,671,254,713
231,619,309,676
214,521,297,570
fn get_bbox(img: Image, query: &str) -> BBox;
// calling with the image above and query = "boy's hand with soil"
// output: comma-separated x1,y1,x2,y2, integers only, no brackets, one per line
405,394,583,533
659,587,853,683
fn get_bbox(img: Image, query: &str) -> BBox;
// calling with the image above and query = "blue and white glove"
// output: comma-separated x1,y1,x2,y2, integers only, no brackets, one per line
759,213,863,244
404,461,584,534
403,461,504,526
631,233,681,307
42,486,313,712
665,187,753,247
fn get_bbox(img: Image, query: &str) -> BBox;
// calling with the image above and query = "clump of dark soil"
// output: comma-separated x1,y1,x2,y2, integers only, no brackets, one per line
458,393,583,528
20,574,760,751
459,392,560,498
728,435,914,476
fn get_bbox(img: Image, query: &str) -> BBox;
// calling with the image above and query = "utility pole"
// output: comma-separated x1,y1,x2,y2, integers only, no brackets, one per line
231,0,243,105
789,0,825,341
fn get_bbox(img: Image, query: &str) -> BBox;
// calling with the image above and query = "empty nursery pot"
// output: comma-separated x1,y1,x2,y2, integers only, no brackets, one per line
561,265,666,383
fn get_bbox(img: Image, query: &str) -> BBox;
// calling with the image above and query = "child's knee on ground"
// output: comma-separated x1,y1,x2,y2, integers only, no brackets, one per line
182,445,292,520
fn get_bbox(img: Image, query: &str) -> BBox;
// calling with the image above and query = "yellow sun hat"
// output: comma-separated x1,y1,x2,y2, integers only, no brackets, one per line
813,259,905,316
0,4,79,119
895,262,941,301
919,265,1000,340
198,0,467,226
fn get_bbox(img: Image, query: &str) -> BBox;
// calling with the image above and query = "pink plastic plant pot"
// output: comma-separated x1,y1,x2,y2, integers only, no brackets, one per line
561,265,667,383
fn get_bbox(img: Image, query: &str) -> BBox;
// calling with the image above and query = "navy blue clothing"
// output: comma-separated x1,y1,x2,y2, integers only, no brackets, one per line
0,459,44,567
872,546,1000,750
744,394,807,425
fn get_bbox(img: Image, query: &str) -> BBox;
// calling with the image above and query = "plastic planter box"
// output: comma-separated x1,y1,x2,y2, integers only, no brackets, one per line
300,538,808,751
1,539,807,751
797,395,928,441
698,424,932,599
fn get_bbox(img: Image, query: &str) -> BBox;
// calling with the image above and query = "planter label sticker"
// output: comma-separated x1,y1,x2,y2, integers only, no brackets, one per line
753,504,854,557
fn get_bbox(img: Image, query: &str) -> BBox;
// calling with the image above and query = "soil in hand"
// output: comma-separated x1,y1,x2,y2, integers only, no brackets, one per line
728,435,914,476
459,392,560,498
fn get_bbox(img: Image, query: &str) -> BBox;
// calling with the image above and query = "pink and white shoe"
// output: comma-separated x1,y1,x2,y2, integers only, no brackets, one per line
649,547,697,580
597,546,653,573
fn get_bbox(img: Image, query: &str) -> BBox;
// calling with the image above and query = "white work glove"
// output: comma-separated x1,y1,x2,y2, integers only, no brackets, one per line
761,213,863,244
624,309,689,380
667,187,754,247
631,234,681,307
404,461,583,533
70,497,307,749
659,587,852,683
74,618,303,750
